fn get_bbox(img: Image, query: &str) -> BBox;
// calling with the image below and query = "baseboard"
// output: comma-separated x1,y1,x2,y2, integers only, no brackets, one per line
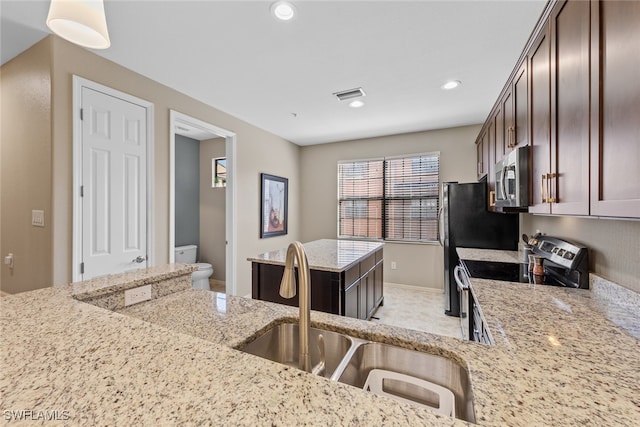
384,282,443,294
0,290,11,297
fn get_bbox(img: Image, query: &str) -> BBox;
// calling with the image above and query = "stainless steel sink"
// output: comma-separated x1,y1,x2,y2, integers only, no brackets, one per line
238,323,475,422
335,342,476,423
238,323,354,378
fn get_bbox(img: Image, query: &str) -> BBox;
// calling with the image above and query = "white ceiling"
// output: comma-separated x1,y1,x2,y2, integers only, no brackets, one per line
0,0,547,146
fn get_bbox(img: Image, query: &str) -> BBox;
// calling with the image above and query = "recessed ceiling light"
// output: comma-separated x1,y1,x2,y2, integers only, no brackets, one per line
349,100,365,108
442,80,461,90
271,1,296,21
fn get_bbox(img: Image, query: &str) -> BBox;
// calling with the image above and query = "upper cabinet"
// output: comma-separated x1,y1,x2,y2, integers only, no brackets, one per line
549,0,591,216
528,25,551,214
475,0,639,219
589,0,640,218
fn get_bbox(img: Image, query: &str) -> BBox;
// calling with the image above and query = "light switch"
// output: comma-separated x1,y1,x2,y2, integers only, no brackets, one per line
32,210,45,227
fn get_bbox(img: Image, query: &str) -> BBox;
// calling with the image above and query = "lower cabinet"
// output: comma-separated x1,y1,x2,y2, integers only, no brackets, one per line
252,248,383,320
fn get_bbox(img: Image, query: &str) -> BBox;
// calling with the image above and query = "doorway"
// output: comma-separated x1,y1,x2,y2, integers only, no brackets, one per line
72,76,154,281
169,111,237,295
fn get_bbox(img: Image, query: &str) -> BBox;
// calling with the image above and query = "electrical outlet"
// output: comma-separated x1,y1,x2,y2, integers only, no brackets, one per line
391,261,397,270
124,285,152,306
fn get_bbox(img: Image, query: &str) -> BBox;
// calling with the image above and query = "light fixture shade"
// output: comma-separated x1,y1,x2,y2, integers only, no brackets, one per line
46,0,111,49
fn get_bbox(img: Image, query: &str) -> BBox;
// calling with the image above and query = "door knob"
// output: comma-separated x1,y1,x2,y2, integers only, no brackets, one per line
132,256,146,263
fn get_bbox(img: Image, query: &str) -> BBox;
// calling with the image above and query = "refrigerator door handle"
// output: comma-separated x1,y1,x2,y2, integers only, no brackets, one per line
438,206,444,246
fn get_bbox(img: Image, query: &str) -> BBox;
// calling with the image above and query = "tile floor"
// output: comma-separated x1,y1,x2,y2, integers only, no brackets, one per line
370,283,462,339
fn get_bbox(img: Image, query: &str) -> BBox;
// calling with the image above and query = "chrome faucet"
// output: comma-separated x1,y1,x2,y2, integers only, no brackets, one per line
279,241,312,372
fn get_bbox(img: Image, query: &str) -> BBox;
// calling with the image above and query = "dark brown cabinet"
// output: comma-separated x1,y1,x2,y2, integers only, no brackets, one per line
476,129,489,180
252,248,383,320
549,0,591,216
589,0,640,218
528,24,552,214
476,0,639,219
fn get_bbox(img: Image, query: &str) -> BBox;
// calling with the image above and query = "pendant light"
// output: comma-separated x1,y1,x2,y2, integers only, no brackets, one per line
46,0,111,49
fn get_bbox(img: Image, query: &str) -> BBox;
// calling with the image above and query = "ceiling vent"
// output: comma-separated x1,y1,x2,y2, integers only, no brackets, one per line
333,87,366,101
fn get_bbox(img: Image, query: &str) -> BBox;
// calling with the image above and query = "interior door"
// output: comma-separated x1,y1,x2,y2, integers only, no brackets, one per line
81,87,148,279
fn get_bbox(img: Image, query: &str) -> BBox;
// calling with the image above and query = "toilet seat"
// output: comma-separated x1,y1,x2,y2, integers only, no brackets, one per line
196,262,212,270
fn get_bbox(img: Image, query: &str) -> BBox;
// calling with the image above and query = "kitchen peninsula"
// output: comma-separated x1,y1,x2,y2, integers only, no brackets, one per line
1,263,639,425
248,239,384,320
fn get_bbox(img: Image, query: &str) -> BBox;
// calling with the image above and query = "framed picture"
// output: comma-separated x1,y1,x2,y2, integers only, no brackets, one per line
260,173,288,238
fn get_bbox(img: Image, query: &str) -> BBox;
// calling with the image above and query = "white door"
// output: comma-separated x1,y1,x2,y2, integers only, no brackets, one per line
81,87,148,279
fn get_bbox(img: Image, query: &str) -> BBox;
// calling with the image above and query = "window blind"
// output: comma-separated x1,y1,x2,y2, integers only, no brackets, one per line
338,160,384,239
384,154,440,242
338,153,440,243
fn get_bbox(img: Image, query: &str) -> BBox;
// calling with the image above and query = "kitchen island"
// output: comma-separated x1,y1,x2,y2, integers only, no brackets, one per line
248,239,384,320
1,262,639,426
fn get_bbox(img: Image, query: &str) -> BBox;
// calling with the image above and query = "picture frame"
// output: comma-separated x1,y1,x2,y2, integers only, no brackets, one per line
260,173,288,238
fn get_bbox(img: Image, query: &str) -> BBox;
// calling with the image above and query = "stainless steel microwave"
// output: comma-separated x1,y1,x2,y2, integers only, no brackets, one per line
495,146,529,208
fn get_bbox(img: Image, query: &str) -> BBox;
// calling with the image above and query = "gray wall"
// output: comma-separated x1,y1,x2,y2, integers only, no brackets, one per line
175,135,200,249
300,125,480,290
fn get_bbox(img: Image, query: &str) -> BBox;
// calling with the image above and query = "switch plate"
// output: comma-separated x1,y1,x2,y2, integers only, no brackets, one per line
391,261,397,270
124,285,152,306
32,210,45,227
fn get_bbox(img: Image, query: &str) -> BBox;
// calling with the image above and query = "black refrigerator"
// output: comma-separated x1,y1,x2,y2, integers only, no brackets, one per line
441,182,518,317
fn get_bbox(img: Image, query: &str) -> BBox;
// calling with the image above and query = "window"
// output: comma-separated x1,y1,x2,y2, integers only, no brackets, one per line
338,153,440,242
212,157,227,188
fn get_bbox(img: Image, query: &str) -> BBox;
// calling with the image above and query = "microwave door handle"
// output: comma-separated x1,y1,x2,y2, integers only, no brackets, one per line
501,166,508,200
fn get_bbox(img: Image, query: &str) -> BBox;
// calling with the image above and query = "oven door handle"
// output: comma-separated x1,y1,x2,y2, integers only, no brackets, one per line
454,265,470,291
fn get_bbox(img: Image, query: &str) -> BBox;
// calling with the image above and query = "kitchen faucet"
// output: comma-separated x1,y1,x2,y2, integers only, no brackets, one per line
279,241,312,372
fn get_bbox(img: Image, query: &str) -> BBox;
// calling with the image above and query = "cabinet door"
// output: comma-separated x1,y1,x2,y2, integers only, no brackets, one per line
344,280,359,319
590,0,640,218
513,62,528,149
373,262,383,307
502,90,513,156
529,25,552,214
476,130,489,180
550,0,590,215
487,118,497,209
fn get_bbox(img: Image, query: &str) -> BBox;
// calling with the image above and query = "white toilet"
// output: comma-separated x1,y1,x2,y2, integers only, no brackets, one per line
174,245,214,290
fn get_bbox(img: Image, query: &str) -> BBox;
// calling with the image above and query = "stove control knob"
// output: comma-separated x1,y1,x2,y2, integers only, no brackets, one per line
563,251,575,260
557,249,566,257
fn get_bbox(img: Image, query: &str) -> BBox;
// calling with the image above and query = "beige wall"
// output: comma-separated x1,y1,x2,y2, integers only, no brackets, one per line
521,214,640,293
2,36,300,296
0,38,53,294
200,138,226,282
300,125,480,290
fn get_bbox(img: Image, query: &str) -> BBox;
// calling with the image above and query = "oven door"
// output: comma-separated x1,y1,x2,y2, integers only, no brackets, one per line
453,265,470,340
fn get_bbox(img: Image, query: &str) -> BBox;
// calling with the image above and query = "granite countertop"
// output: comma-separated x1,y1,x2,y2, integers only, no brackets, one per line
247,239,384,272
2,260,639,426
456,247,520,264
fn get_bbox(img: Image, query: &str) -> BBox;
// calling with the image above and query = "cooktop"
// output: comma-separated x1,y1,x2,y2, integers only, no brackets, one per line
459,259,576,287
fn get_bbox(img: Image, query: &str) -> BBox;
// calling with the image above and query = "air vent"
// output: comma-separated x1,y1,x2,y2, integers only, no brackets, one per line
176,125,191,132
333,87,366,101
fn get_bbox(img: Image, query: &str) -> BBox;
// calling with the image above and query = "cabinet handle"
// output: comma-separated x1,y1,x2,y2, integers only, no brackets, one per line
541,174,547,203
489,190,496,207
547,173,557,203
508,127,515,148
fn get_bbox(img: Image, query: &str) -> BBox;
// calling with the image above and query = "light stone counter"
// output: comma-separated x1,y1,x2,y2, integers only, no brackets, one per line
247,239,383,272
456,247,520,264
1,262,639,426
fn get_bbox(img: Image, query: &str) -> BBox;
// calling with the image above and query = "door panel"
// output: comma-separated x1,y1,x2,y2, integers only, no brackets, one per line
82,87,147,279
590,0,640,217
551,0,590,215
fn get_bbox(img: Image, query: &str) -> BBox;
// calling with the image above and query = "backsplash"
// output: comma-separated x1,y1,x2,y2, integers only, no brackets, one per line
521,214,640,293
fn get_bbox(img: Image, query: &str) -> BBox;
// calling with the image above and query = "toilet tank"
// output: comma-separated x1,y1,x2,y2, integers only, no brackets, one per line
175,245,197,263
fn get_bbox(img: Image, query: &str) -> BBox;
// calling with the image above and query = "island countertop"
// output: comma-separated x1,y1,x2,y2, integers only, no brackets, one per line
247,239,383,272
1,261,639,426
